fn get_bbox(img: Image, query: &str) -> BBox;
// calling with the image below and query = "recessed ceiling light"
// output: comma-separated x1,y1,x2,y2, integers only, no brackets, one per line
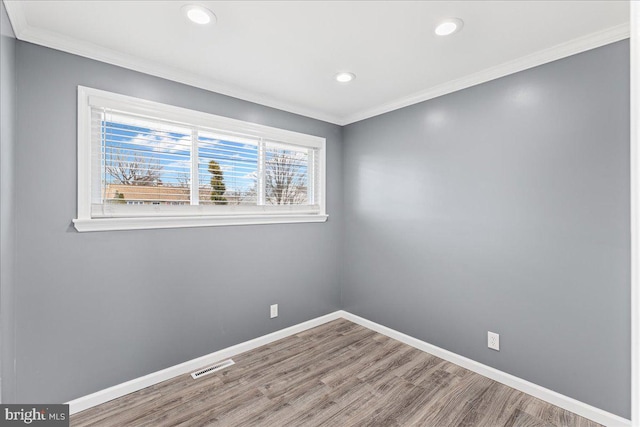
182,5,216,25
435,18,463,36
335,72,356,83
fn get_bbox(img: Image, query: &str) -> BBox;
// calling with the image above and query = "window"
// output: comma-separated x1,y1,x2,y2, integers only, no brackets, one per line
74,86,327,232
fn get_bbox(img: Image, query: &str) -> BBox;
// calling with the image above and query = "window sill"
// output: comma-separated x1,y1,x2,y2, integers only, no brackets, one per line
72,214,329,232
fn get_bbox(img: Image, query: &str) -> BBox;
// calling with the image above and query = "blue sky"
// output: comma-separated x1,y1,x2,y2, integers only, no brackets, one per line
102,120,259,192
100,115,310,204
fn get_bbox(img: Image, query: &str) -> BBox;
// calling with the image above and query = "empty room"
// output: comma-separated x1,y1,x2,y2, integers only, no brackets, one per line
0,1,639,426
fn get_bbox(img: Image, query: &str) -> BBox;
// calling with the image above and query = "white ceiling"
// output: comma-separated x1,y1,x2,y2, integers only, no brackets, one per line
4,1,630,125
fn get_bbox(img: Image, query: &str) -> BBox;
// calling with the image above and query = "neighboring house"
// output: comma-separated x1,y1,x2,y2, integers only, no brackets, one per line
104,183,191,205
104,184,246,205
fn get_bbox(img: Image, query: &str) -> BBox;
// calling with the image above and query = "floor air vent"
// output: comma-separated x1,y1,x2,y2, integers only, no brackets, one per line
191,359,235,379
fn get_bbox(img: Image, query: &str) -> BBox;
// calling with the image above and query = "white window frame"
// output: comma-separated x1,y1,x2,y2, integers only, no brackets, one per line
73,86,327,232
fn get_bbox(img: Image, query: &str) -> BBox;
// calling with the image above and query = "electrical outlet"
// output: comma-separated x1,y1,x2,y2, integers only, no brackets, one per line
488,331,500,351
270,304,278,318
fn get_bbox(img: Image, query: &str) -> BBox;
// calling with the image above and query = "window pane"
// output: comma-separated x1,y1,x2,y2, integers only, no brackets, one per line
198,132,259,206
264,142,309,205
101,112,192,206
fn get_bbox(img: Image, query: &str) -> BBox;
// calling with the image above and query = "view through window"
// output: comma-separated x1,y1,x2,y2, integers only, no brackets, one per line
75,86,326,231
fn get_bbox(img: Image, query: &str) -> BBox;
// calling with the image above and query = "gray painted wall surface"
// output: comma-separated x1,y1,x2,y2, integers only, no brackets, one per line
342,41,630,418
13,41,342,403
0,0,16,403
5,33,631,419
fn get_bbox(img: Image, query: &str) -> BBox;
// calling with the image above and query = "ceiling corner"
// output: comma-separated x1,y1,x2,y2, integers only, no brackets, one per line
341,22,630,126
3,0,28,40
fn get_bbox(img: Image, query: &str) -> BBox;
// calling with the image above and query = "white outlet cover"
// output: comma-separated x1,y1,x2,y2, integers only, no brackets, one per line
270,304,278,318
488,331,500,351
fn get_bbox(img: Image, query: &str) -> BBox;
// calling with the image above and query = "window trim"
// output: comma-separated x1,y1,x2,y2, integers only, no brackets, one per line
73,86,327,232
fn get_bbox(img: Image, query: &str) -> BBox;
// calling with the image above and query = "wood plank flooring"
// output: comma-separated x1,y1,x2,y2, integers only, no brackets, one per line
71,319,602,427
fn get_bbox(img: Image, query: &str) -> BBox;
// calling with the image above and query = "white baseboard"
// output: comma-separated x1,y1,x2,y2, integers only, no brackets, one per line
338,311,631,427
68,310,631,427
66,311,343,414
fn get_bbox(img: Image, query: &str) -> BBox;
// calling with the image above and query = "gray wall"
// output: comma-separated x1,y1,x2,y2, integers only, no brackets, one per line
0,0,16,403
5,30,631,419
342,40,630,418
12,41,342,403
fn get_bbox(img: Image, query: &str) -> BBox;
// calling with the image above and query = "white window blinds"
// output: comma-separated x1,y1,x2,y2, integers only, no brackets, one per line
87,102,323,219
75,86,327,231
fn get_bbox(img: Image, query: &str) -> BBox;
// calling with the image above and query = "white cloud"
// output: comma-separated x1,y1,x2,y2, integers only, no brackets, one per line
199,139,220,149
128,131,191,154
243,171,258,181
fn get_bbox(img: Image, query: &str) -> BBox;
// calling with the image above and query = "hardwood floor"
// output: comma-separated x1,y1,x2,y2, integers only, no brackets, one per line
71,319,601,427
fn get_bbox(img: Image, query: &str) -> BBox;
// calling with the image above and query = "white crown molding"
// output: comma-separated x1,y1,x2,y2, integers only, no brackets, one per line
341,22,630,125
3,0,26,38
2,1,631,127
2,0,343,125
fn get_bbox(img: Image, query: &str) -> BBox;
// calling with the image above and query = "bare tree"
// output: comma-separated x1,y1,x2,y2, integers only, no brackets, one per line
106,149,164,185
264,151,307,205
223,190,245,205
176,171,190,188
